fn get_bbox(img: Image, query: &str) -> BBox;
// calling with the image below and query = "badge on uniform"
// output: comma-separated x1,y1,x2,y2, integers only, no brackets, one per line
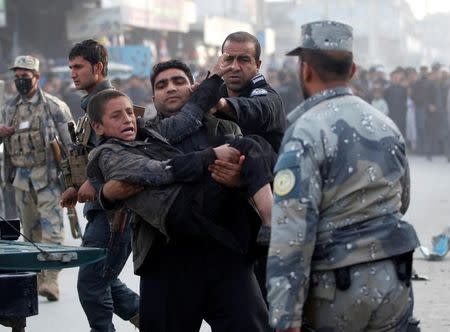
273,169,296,196
250,88,268,97
18,121,30,130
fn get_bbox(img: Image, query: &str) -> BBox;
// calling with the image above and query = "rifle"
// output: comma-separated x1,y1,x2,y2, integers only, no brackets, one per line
133,105,145,118
66,121,89,188
50,137,82,239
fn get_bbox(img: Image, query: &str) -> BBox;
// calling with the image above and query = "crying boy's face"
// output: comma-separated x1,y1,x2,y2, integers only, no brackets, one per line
96,96,137,141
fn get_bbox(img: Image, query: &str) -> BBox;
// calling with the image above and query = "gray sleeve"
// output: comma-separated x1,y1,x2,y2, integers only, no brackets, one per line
267,139,322,329
99,148,175,186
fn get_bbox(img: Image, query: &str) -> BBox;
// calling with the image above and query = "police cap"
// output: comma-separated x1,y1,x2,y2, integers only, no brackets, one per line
287,20,353,56
10,55,40,72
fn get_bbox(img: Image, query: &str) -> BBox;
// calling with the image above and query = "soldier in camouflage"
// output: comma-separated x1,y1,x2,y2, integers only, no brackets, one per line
266,21,420,332
0,55,74,301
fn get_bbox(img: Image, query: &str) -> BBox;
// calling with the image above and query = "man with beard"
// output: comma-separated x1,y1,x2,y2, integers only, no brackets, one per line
214,31,286,153
61,39,140,331
266,21,420,332
210,32,286,305
410,66,430,154
101,59,272,332
0,55,73,301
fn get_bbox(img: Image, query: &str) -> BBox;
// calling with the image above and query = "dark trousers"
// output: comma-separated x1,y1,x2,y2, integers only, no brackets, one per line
415,106,426,154
139,242,270,332
424,112,440,158
77,210,139,332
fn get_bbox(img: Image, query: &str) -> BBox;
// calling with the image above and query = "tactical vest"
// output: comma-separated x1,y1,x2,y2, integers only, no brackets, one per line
5,102,47,168
62,114,91,189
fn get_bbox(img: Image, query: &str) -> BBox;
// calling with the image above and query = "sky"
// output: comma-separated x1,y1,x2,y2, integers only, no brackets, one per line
405,0,450,19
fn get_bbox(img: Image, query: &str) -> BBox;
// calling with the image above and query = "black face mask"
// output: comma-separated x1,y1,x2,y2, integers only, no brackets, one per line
14,78,33,96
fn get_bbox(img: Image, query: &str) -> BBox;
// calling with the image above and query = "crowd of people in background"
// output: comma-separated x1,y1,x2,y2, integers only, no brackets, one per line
350,64,450,161
1,59,449,161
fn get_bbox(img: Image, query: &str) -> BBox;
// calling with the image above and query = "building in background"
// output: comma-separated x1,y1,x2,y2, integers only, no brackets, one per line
0,0,449,76
266,0,422,70
417,12,450,65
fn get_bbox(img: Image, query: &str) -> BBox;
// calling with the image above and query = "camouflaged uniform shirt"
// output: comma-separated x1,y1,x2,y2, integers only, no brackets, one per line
267,87,419,329
0,89,73,191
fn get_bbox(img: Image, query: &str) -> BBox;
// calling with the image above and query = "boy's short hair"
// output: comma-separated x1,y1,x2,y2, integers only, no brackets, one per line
150,59,194,93
69,39,108,76
87,89,131,124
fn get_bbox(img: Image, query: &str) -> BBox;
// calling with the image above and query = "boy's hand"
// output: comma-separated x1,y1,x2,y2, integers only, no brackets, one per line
103,180,143,201
77,180,96,203
213,144,240,163
209,155,245,188
60,186,78,207
210,53,233,77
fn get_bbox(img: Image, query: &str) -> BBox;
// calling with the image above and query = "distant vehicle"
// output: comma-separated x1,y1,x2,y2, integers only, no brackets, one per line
50,62,134,81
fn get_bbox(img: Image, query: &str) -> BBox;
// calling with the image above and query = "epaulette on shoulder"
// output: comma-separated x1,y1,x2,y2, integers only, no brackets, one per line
250,88,268,97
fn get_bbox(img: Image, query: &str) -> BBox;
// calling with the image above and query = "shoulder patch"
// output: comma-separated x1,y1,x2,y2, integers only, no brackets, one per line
250,88,268,97
273,169,296,196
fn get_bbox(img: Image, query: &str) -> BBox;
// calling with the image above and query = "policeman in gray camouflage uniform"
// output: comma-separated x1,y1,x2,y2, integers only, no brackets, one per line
0,55,74,301
266,21,420,332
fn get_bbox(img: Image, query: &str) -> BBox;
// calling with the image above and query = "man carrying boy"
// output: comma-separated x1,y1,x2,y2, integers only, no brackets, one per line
101,60,273,331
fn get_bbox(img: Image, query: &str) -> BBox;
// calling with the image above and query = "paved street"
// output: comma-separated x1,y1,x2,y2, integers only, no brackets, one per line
405,156,450,331
1,155,449,332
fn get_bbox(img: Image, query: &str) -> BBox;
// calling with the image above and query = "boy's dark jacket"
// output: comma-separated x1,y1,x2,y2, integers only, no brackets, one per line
87,124,219,271
88,122,244,274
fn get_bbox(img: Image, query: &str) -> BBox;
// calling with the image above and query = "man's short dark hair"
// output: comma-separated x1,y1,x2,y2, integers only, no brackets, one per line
221,31,261,62
69,39,108,76
150,59,194,93
87,89,130,124
299,49,353,82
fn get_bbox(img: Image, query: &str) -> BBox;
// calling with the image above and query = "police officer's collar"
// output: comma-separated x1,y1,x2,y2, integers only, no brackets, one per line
80,79,114,111
287,86,353,125
219,73,267,97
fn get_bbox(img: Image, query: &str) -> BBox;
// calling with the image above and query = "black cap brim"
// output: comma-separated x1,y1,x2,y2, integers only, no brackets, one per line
286,47,302,56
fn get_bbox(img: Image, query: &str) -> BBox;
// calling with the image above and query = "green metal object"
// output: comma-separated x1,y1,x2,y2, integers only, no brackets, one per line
0,240,106,271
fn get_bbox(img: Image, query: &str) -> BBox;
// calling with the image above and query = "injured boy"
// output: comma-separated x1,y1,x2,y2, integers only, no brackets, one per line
86,89,273,248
